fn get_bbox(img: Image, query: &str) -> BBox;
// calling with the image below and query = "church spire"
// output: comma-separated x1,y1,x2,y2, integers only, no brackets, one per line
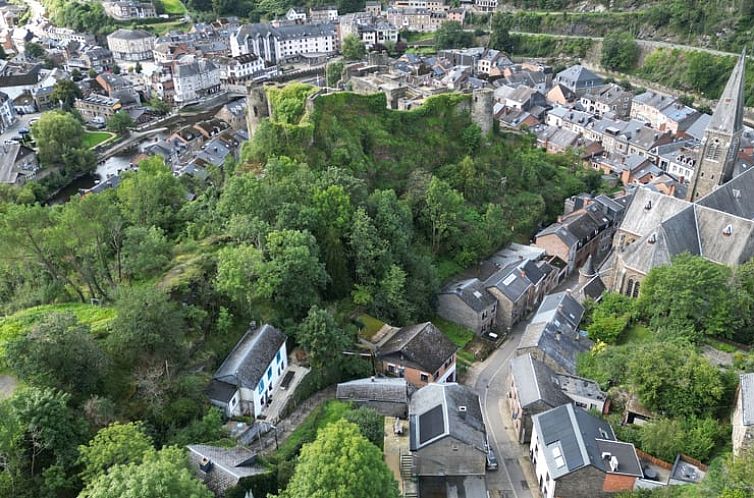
687,50,747,201
708,49,746,135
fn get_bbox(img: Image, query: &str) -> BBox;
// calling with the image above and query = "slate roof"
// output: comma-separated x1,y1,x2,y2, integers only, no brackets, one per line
485,264,532,303
235,22,335,43
632,90,675,111
206,379,236,403
108,28,153,40
519,292,590,374
510,353,571,409
533,404,642,480
336,377,412,404
377,322,458,374
617,187,690,238
555,65,603,90
409,383,486,452
440,278,496,312
536,206,609,251
213,324,286,390
709,49,746,135
187,444,264,494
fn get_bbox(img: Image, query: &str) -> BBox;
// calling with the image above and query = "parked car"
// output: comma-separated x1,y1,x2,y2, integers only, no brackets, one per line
486,448,498,471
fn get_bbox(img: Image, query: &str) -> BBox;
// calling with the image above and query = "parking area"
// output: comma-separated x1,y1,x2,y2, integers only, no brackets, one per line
0,113,42,143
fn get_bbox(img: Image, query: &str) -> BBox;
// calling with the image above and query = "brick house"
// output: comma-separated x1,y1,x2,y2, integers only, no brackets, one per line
530,404,643,498
375,322,458,388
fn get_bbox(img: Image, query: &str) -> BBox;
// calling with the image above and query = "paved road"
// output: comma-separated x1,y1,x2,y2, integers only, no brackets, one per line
474,325,532,498
0,113,41,144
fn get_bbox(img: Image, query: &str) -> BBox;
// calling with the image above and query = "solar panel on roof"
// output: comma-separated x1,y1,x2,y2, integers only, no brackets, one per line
418,404,444,444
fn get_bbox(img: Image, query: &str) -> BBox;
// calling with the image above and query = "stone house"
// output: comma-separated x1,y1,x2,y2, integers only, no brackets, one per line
409,383,488,478
553,65,604,96
484,264,534,334
580,83,632,119
207,324,288,418
375,322,458,388
436,278,497,335
516,291,591,374
530,404,643,498
508,353,608,443
187,445,265,497
732,372,754,455
546,83,576,105
336,377,413,417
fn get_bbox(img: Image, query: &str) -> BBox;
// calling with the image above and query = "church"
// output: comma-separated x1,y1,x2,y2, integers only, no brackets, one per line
599,50,754,296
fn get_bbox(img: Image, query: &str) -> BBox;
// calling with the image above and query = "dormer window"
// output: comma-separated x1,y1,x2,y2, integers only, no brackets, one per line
723,224,733,236
644,200,652,210
648,233,657,244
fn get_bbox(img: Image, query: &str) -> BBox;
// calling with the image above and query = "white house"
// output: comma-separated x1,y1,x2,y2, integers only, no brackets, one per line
208,324,288,418
0,91,16,133
212,53,266,85
285,7,307,22
171,55,221,104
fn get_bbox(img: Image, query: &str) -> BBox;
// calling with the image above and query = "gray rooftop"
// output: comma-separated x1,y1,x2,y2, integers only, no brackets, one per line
409,383,486,452
485,264,532,303
107,28,154,40
377,322,458,374
440,278,496,312
739,372,754,426
336,377,412,404
509,354,571,409
533,404,642,480
708,49,746,135
213,324,286,390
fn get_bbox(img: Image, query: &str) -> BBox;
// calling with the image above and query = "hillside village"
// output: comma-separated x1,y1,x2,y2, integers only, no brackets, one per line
1,0,754,498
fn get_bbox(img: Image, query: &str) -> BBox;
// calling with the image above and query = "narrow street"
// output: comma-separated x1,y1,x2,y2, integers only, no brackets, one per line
468,272,580,498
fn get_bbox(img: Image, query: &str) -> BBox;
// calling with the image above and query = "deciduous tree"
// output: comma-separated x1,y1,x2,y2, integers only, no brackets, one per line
78,422,154,483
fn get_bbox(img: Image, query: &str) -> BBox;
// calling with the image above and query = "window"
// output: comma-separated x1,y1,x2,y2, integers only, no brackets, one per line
276,350,282,364
420,373,429,382
387,364,396,373
267,367,272,380
258,380,264,394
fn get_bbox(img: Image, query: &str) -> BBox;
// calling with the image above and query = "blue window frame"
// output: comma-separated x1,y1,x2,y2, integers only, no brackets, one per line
267,367,272,380
258,380,264,394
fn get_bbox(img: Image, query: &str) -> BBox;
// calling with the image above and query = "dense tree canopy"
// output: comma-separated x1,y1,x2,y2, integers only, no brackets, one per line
434,21,475,50
601,31,640,71
78,422,154,483
31,110,95,176
276,420,399,498
342,34,366,60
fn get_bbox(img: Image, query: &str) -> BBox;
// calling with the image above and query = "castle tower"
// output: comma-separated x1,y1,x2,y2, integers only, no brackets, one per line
471,87,494,135
246,84,270,137
688,49,747,201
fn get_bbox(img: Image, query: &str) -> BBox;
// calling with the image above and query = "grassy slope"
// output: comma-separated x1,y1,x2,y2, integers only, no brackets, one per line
159,0,186,15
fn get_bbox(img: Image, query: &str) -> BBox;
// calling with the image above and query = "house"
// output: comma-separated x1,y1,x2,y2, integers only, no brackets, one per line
102,1,157,20
508,353,607,443
374,322,458,387
212,53,265,86
336,377,413,417
436,278,497,335
107,29,155,61
356,21,399,50
285,7,307,22
536,125,581,154
530,404,643,498
630,90,675,130
732,372,754,455
516,291,591,374
497,107,539,130
534,202,614,273
409,383,487,480
547,83,576,105
0,142,38,185
484,264,534,334
580,83,632,119
74,95,122,121
215,98,248,130
0,89,14,133
171,55,221,104
309,5,338,22
553,65,604,96
207,323,288,418
187,445,266,497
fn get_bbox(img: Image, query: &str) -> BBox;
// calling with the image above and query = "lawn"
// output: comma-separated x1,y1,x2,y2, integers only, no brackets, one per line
433,316,476,365
82,131,114,149
158,0,186,15
0,303,117,358
274,400,353,462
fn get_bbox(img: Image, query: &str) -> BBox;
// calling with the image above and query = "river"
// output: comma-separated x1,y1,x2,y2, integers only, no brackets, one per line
49,131,169,204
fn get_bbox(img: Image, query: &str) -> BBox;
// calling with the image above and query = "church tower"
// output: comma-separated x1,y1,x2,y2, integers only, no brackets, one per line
688,50,747,201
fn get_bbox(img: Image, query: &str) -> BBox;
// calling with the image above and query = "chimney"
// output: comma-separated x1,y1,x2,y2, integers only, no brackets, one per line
458,405,467,418
371,376,375,382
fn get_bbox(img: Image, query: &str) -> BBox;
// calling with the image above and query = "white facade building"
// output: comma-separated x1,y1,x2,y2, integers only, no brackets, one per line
231,22,337,63
171,56,221,104
208,324,288,418
213,53,266,85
